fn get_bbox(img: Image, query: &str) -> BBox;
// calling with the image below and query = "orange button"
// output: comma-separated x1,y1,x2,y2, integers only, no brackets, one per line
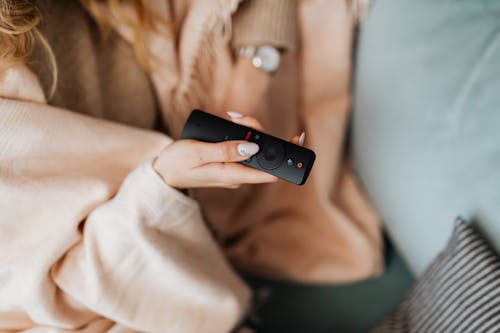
297,162,303,169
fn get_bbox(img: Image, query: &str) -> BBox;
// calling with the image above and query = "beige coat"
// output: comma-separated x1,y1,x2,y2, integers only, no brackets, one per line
0,0,380,332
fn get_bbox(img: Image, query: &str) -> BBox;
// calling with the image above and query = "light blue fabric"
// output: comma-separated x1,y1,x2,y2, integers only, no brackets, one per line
352,0,500,275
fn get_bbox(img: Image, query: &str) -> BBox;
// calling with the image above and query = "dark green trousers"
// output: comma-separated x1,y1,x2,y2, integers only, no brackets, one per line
243,240,414,333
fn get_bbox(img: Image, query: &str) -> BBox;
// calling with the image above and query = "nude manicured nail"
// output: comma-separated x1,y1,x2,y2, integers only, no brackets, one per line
227,111,244,119
237,142,259,156
298,132,306,146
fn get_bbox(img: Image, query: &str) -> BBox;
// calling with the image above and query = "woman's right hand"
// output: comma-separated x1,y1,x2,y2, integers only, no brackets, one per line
153,114,279,189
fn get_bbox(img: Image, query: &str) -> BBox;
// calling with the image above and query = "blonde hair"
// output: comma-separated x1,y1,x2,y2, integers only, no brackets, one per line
0,0,170,97
0,1,56,94
80,0,172,70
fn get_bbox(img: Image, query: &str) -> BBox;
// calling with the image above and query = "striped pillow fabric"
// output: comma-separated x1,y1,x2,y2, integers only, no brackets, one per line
373,218,500,333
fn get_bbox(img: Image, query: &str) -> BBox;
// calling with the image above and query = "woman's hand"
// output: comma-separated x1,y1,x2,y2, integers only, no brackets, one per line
154,113,279,189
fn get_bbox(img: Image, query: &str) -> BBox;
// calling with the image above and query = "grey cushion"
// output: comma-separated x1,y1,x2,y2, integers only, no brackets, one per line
373,218,500,333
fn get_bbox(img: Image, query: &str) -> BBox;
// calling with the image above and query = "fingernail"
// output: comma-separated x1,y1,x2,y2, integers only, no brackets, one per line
298,132,306,145
227,111,244,119
238,142,259,156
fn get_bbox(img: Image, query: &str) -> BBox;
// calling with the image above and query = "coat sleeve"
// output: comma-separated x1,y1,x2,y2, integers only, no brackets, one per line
51,160,251,333
0,97,250,333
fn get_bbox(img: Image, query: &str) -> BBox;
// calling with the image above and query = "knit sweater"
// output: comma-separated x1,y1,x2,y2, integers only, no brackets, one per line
232,0,298,50
0,67,249,333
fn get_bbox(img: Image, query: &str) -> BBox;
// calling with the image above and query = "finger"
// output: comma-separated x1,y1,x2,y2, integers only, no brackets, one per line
227,112,264,131
194,162,278,185
298,132,305,145
185,140,260,165
188,181,243,189
290,135,300,145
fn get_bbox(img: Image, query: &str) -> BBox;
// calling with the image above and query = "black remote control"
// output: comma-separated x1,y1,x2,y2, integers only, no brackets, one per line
181,110,315,185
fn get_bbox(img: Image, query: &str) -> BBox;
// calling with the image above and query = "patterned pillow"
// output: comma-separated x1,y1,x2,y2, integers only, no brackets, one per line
373,218,500,333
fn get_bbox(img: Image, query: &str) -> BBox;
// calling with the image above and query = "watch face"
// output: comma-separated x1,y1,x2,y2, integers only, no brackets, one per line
253,45,281,73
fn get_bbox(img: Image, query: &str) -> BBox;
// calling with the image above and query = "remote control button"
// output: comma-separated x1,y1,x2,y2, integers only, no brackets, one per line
257,141,285,170
287,158,294,166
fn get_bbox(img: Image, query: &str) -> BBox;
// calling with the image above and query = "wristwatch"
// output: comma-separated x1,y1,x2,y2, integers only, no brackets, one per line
238,45,281,74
